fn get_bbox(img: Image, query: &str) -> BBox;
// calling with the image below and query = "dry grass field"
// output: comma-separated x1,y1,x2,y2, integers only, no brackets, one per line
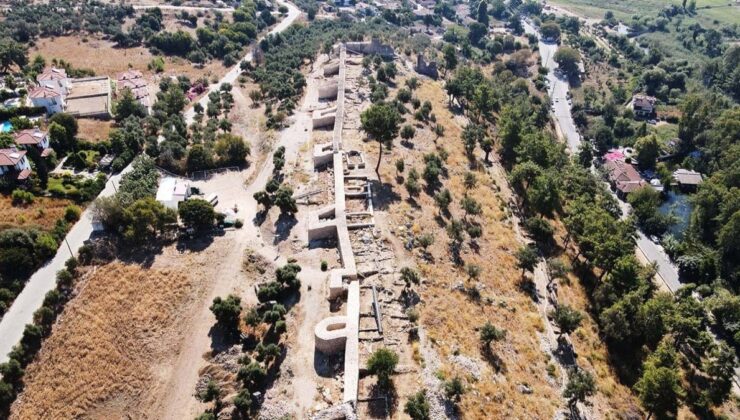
30,35,227,82
0,194,72,231
77,119,115,143
10,263,193,419
372,78,644,417
377,80,561,418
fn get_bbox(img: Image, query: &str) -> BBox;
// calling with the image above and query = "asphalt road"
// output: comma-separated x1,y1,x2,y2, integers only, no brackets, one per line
522,20,581,153
0,1,301,363
522,18,682,293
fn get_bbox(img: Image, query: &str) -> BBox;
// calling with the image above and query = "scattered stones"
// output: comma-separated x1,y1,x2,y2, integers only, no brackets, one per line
517,383,534,394
449,354,483,381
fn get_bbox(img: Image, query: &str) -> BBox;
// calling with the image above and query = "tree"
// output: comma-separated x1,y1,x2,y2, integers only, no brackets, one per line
443,44,458,74
198,380,221,403
468,22,488,46
479,321,506,349
274,185,297,215
515,245,539,278
0,39,27,72
115,89,147,122
634,135,660,170
0,358,24,385
635,364,684,419
233,389,252,415
49,113,78,147
444,376,465,402
214,133,250,165
550,304,584,338
186,144,213,172
179,198,215,230
554,46,581,79
540,22,561,41
366,347,399,388
576,143,593,168
563,368,596,409
122,197,177,244
404,390,430,420
400,124,415,143
360,103,401,176
210,294,242,335
434,188,452,215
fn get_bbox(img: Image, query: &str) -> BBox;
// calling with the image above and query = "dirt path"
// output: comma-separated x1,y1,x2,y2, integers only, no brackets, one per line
149,52,322,419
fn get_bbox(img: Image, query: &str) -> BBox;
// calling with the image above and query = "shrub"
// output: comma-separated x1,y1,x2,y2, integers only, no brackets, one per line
233,388,252,414
320,260,328,271
274,320,287,334
234,219,244,228
64,205,81,222
404,390,431,420
366,347,399,388
444,376,465,402
11,189,34,206
179,199,215,230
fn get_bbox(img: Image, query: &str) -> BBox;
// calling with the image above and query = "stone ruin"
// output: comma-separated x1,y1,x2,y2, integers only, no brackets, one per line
308,40,391,410
415,54,439,79
345,37,394,58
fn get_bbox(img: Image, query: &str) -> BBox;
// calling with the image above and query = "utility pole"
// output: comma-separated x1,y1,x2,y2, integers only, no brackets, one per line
64,237,74,257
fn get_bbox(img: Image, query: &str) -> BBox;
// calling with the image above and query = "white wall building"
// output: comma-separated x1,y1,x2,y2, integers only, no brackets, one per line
29,86,65,114
156,177,191,210
0,148,32,181
37,67,71,95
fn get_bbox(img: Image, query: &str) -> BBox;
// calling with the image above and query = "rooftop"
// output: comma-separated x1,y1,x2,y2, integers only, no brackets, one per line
673,168,703,185
29,85,62,99
13,128,47,145
0,148,27,166
37,67,68,82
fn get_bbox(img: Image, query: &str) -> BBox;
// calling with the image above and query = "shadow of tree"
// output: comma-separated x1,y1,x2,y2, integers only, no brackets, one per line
273,213,297,244
370,179,401,211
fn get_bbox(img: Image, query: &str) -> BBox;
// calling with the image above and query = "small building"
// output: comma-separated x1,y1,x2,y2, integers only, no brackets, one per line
13,128,52,157
156,177,191,210
0,147,32,181
29,85,65,114
632,94,656,117
672,169,703,192
37,67,71,95
604,159,646,198
116,70,151,111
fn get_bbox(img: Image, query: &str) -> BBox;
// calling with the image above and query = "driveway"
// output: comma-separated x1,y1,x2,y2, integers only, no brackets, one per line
0,1,301,364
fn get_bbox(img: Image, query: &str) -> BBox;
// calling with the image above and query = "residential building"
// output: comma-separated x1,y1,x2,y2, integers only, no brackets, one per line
156,177,191,210
604,159,647,197
673,168,703,192
36,67,71,95
632,94,656,117
29,85,65,114
116,70,151,111
0,147,32,181
13,128,52,157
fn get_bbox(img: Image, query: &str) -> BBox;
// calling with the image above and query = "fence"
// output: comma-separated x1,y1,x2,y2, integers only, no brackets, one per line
188,166,240,180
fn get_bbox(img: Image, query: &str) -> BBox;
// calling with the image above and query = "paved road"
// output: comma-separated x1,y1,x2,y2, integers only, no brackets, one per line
0,166,131,363
0,1,301,364
522,20,581,153
522,18,682,293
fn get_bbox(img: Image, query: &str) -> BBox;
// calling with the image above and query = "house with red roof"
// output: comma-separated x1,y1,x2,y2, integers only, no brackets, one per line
37,67,71,95
604,159,647,198
13,128,52,157
116,70,151,111
29,85,65,114
0,147,32,181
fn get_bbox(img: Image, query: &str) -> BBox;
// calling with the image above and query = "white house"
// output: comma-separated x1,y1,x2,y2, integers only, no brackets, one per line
29,86,65,114
37,67,71,95
632,94,656,117
156,177,191,210
0,147,32,181
13,128,52,157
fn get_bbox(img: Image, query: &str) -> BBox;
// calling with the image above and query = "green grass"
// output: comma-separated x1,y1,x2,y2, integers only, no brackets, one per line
649,123,679,146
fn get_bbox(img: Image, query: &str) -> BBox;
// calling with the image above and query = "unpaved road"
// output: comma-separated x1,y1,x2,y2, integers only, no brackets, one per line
151,44,321,419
